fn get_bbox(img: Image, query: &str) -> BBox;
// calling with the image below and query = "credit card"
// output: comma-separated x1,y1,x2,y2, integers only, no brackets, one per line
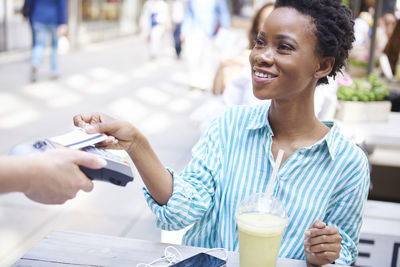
49,127,108,149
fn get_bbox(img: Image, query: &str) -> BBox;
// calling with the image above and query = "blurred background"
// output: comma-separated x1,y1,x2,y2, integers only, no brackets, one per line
0,0,400,266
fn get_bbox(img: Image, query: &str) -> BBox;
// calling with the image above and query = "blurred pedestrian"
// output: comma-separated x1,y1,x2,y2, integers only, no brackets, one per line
383,19,400,76
171,0,186,59
376,12,397,59
22,0,34,47
181,0,231,90
27,0,68,82
139,0,170,60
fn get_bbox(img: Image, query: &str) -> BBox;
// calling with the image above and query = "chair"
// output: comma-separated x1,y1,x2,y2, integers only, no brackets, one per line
353,232,400,267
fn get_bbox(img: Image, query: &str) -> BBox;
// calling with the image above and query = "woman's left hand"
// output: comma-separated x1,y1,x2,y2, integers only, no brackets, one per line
304,220,342,265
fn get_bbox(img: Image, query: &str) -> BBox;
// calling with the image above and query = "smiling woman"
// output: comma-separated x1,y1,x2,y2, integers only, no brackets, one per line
250,9,322,100
250,3,353,100
72,0,370,266
246,1,366,265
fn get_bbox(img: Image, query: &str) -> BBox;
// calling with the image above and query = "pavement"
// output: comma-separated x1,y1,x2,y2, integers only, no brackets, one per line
0,32,248,266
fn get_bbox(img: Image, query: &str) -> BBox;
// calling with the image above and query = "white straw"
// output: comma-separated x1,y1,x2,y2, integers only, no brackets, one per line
265,149,284,198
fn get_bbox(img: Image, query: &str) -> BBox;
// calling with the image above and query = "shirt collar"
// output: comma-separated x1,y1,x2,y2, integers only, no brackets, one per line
322,121,340,161
246,105,341,160
246,104,273,134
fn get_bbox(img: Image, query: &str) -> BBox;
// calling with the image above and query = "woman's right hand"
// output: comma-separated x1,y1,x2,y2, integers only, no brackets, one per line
73,113,139,153
74,112,173,205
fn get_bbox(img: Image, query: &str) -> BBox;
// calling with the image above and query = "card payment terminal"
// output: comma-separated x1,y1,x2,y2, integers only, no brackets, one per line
9,131,134,187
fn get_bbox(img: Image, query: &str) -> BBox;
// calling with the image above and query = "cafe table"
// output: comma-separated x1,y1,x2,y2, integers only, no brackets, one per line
13,230,345,267
337,112,400,148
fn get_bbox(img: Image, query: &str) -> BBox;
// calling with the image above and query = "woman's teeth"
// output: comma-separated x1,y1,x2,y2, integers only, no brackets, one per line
254,71,275,78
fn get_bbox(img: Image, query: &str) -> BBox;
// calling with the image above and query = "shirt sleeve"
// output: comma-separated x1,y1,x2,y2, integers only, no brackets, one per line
143,118,223,231
324,150,370,265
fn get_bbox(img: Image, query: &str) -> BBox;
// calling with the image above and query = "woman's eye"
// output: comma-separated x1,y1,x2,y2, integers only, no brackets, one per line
278,43,294,51
253,38,265,47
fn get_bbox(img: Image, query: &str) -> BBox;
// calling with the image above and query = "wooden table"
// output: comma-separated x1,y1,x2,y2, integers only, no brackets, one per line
13,231,343,267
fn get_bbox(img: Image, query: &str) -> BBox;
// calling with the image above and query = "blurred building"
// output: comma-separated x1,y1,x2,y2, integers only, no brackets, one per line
0,0,260,54
0,0,142,53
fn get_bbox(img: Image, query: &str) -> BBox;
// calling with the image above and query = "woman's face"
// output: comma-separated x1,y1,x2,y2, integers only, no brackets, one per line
249,7,321,100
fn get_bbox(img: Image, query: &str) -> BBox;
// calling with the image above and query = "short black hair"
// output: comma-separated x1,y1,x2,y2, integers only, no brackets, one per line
275,0,355,85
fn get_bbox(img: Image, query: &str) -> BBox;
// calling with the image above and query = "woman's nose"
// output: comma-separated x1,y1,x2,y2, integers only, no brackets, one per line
255,48,274,66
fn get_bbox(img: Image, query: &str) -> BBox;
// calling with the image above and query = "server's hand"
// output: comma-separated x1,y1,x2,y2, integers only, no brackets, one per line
22,149,106,204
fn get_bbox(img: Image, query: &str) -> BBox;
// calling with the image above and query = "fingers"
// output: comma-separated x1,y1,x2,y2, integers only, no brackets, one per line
307,230,342,247
73,113,102,128
94,136,119,148
73,112,133,151
311,220,326,229
69,150,107,169
307,251,339,264
79,121,107,134
65,150,98,193
25,149,102,204
83,123,100,134
307,241,341,253
73,114,90,127
80,179,94,193
79,119,115,135
304,224,342,265
88,121,111,134
305,225,339,238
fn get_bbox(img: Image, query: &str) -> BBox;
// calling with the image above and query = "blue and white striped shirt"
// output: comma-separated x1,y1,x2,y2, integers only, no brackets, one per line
144,104,370,265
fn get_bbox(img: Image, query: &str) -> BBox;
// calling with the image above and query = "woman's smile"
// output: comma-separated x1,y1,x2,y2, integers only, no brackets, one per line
252,66,279,84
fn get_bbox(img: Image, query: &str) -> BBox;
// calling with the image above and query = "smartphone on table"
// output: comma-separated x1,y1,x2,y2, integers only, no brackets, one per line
170,252,226,267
